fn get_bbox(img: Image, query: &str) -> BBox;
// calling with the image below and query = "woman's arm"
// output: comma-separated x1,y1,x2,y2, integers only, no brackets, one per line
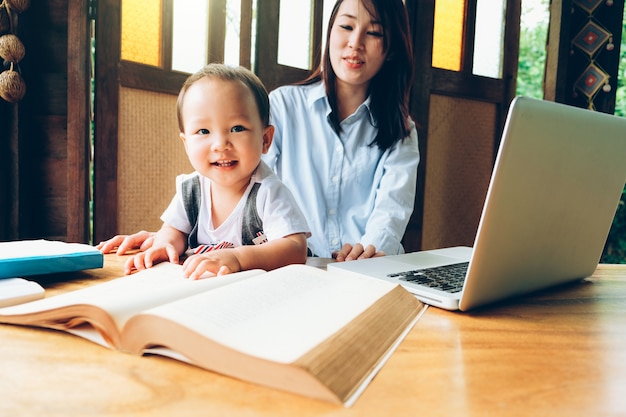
360,121,420,255
96,231,156,254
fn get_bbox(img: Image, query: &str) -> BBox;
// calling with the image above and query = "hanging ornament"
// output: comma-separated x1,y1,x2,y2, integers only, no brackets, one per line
571,0,617,111
0,0,29,103
0,33,24,63
0,63,25,103
4,0,31,14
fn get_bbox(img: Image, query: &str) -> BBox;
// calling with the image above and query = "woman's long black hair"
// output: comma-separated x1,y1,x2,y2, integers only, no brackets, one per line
300,0,414,151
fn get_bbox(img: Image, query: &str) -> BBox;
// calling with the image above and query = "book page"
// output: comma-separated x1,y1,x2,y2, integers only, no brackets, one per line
0,263,263,330
0,239,99,259
132,264,399,363
0,278,45,308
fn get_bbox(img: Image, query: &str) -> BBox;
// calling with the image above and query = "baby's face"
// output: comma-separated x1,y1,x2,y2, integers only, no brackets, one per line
179,77,272,191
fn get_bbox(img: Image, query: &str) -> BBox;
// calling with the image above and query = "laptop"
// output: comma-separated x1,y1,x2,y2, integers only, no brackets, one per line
328,97,626,311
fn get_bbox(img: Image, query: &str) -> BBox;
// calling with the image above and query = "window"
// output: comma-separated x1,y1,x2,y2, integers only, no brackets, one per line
516,0,549,98
432,0,465,71
172,0,210,72
432,0,507,79
473,0,506,78
277,0,313,69
119,0,254,94
121,0,162,66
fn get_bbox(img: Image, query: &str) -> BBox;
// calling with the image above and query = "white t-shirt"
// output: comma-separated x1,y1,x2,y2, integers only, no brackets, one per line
161,161,311,251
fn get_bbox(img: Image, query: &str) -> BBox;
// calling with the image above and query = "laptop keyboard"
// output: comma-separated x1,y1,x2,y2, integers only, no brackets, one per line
388,262,469,293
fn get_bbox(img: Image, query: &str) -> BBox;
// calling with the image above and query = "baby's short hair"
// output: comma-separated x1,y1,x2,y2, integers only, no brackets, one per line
176,63,270,132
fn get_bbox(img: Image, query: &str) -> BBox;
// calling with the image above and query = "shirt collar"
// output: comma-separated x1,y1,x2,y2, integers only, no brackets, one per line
307,80,328,109
307,80,376,127
357,96,376,126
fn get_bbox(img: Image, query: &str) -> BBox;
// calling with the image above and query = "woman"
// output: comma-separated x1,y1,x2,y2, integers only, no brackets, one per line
98,0,418,262
264,0,418,260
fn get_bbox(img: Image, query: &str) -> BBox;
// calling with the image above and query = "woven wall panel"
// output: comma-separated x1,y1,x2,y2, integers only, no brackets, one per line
117,87,191,234
422,94,496,250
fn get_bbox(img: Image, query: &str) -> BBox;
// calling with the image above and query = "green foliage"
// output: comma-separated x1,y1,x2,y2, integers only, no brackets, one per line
615,9,626,118
602,186,626,263
517,0,550,98
601,11,626,263
516,19,548,99
517,1,626,263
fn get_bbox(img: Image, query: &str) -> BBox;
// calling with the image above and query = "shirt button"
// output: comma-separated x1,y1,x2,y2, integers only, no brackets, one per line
335,145,342,153
328,209,336,216
332,175,339,183
332,239,339,246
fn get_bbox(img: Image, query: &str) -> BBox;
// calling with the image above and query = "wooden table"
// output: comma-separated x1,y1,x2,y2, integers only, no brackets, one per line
1,255,625,416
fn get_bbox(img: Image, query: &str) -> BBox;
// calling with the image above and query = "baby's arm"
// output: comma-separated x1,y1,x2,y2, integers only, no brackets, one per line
181,233,308,279
124,225,188,274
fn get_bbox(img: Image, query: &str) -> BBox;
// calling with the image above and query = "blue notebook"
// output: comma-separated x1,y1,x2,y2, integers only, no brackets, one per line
0,240,103,279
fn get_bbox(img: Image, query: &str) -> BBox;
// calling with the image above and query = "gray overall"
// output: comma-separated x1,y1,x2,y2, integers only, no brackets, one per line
181,176,264,250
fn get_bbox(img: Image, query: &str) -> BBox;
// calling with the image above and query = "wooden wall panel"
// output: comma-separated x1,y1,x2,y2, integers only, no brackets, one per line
421,95,497,250
116,87,191,235
0,102,16,239
14,0,69,240
0,0,90,243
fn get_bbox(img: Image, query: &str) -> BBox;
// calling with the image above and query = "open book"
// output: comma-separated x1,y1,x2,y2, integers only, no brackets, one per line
0,262,426,406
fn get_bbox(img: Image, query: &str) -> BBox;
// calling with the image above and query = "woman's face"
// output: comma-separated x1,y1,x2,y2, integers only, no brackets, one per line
328,0,388,93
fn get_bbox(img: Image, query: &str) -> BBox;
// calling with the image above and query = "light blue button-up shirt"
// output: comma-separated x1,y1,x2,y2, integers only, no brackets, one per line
262,81,419,257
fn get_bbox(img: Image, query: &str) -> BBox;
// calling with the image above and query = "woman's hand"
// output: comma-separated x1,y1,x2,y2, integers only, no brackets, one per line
96,231,156,255
332,243,385,261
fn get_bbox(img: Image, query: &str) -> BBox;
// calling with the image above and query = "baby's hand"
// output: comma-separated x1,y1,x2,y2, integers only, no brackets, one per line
181,250,242,279
124,244,180,275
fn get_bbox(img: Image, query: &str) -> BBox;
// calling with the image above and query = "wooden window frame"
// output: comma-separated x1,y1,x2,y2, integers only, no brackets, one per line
118,0,250,95
94,0,255,242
